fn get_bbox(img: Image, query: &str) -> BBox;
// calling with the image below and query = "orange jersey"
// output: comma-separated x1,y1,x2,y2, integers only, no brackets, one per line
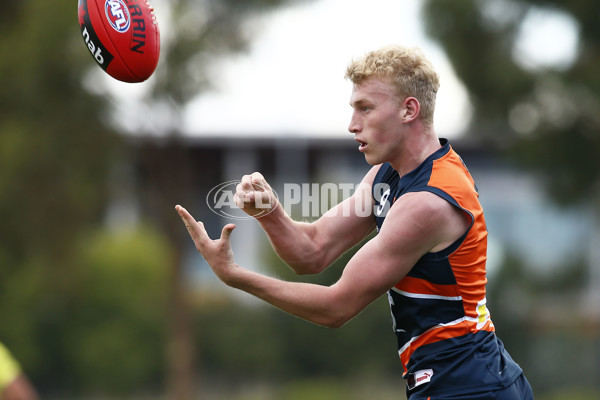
372,140,521,396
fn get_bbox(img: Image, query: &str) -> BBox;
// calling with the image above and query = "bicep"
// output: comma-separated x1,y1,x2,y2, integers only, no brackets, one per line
329,192,458,319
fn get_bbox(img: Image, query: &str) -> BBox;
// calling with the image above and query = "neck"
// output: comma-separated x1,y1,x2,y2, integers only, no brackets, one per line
390,128,441,177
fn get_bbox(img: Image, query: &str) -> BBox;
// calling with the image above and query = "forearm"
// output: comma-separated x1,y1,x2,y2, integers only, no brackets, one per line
226,265,350,328
176,204,359,328
222,228,400,329
256,203,329,274
235,171,375,274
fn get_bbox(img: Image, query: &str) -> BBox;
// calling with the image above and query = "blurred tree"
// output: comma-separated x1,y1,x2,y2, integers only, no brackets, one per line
66,226,170,393
193,296,396,387
422,0,600,206
0,0,313,398
0,0,118,390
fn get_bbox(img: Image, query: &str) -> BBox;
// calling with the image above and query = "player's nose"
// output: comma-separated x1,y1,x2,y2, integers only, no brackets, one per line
348,112,361,134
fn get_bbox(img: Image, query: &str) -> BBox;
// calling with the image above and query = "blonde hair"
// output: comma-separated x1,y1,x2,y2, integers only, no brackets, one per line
345,45,440,124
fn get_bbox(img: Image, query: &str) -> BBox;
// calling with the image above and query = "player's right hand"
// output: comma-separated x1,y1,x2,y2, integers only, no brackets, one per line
234,172,279,218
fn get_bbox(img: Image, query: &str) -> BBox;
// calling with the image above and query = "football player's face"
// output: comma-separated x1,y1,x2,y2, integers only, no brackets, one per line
348,78,405,165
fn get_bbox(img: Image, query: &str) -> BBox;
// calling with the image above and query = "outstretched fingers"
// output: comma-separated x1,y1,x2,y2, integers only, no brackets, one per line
175,205,208,247
221,223,237,241
175,205,241,285
175,205,237,250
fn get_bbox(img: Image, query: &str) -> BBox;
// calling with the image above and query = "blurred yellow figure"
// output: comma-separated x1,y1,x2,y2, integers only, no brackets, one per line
0,343,38,400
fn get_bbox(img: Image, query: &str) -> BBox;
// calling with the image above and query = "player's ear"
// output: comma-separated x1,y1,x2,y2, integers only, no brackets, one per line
402,97,420,123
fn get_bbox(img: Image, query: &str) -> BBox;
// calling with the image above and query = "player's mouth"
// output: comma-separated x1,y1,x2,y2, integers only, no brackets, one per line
355,138,367,151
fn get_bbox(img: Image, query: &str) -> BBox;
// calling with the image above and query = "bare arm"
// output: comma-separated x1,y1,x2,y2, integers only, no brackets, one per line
234,166,380,274
175,190,469,328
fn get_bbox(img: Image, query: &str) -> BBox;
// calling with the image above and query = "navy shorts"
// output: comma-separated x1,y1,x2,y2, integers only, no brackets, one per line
408,373,534,400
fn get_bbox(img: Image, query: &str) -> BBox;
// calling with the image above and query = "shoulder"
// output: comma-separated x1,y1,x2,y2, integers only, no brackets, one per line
363,163,384,185
388,191,455,228
352,164,384,200
379,191,469,254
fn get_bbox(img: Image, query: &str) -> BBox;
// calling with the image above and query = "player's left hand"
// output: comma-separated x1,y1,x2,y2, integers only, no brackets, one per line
175,205,238,284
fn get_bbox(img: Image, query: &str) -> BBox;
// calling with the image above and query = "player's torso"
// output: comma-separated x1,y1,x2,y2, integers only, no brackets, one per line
372,140,494,367
371,140,524,396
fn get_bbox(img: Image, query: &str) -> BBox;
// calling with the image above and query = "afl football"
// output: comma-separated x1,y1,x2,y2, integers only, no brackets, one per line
78,0,160,83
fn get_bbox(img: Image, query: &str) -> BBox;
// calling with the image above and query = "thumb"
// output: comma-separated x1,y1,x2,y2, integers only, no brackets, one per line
221,223,236,241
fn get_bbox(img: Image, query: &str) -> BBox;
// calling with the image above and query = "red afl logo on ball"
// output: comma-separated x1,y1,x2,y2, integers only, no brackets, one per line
105,0,130,33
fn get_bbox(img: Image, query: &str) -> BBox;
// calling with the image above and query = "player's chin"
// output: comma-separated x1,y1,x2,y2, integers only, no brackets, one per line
363,152,381,166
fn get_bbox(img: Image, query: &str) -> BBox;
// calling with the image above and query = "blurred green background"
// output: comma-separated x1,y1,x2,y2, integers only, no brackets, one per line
1,0,599,399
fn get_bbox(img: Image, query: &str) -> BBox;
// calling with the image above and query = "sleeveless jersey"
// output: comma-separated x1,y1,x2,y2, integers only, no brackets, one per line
372,139,522,397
